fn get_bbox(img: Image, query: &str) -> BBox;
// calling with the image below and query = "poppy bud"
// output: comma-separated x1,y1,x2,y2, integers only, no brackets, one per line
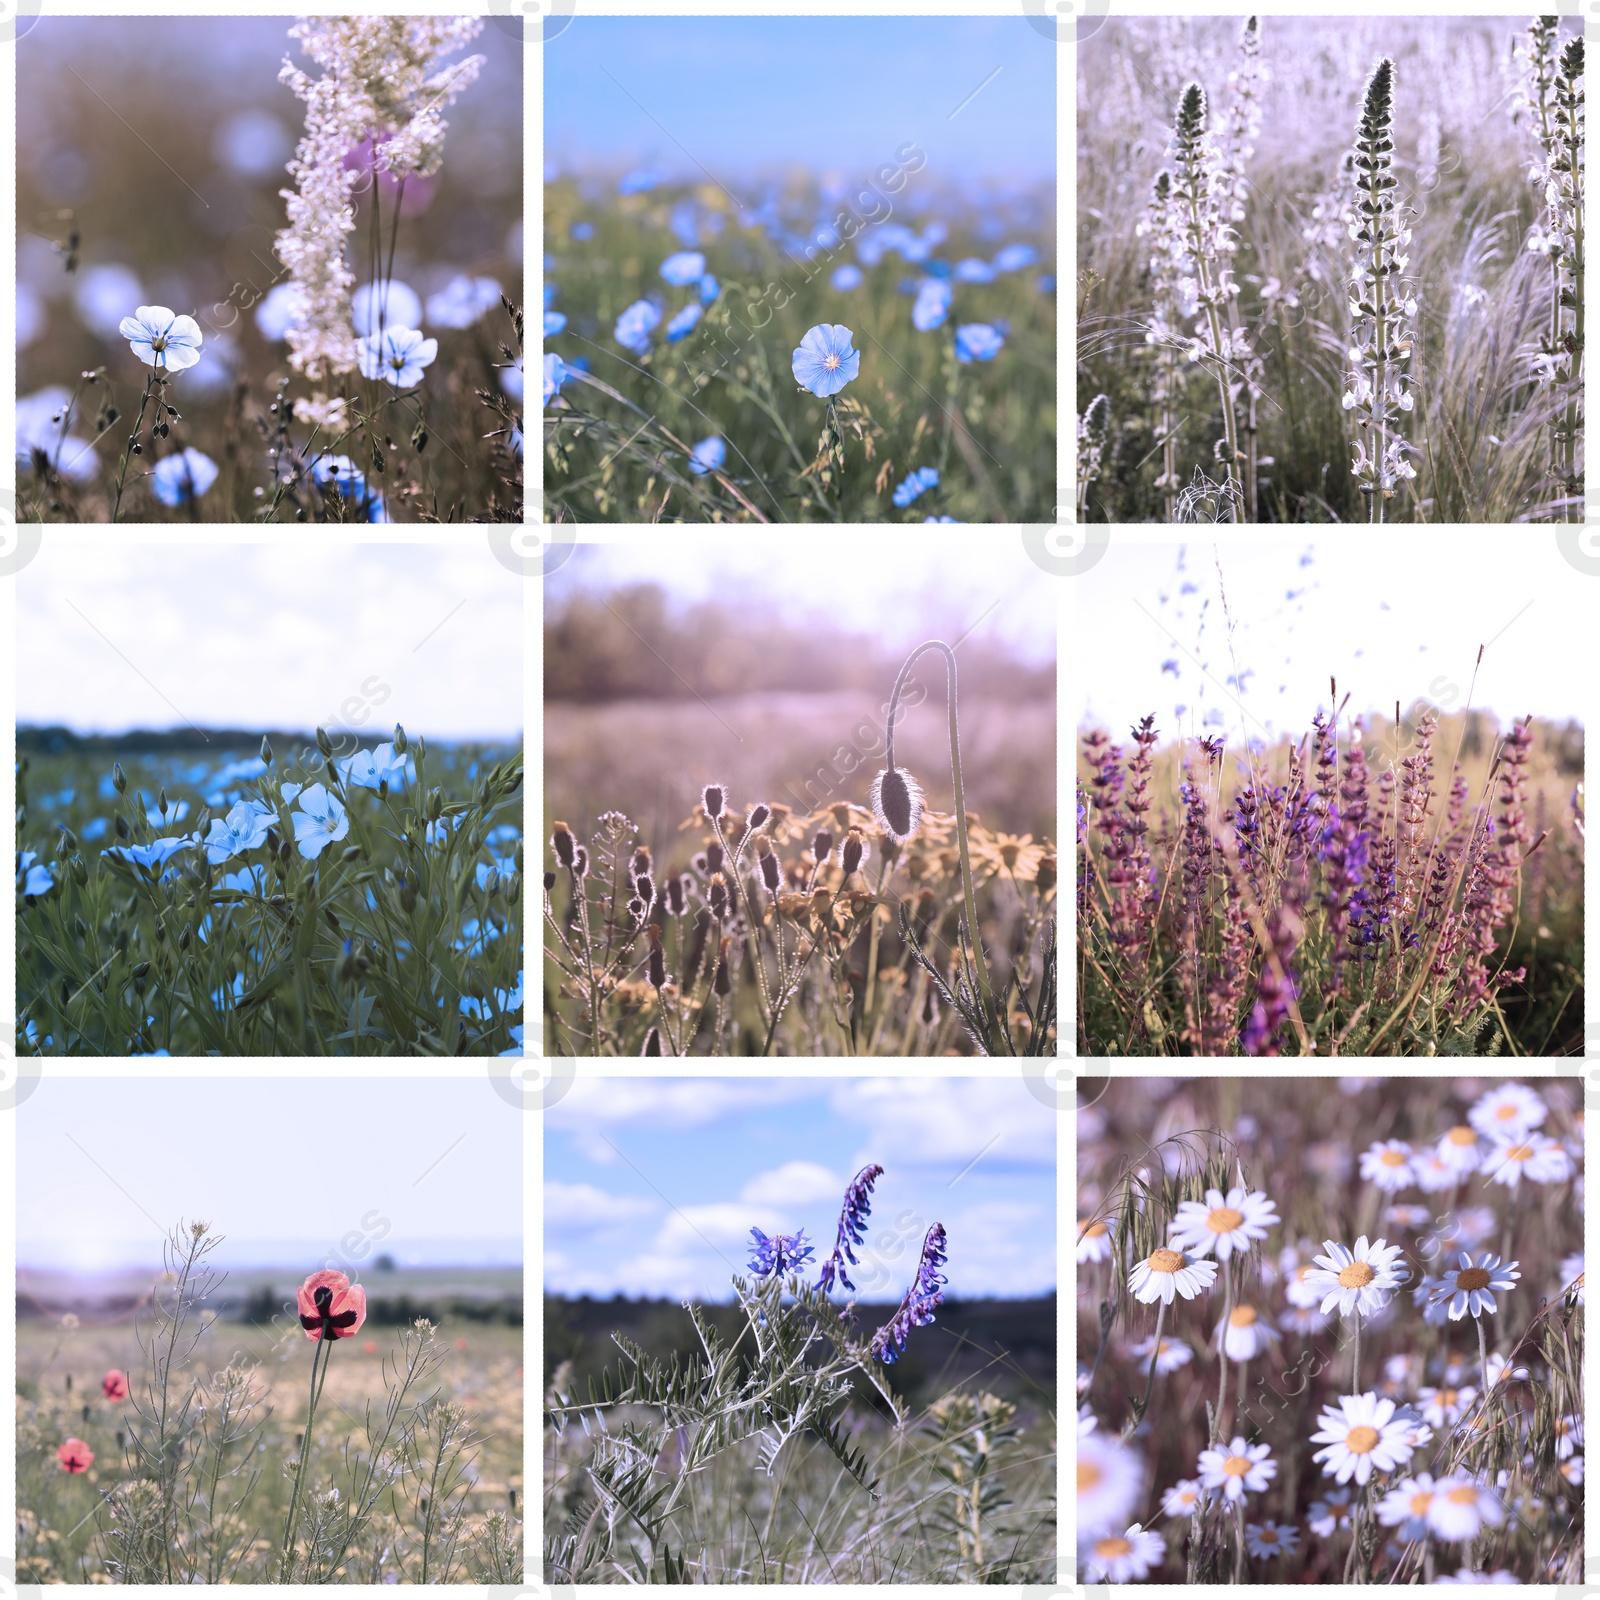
647,925,666,989
631,846,652,878
704,840,724,875
634,872,654,905
759,850,781,892
748,803,771,831
1036,853,1057,894
708,872,728,920
812,828,834,867
871,766,924,843
392,723,407,756
842,829,868,876
626,895,646,925
703,783,726,819
714,945,732,996
666,875,685,915
316,726,335,759
551,820,576,868
261,735,274,765
573,846,589,878
543,871,556,893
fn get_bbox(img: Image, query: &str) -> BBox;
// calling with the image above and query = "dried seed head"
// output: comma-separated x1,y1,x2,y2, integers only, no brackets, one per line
871,766,924,843
704,840,725,875
634,872,654,906
573,846,589,878
708,872,728,920
759,850,781,892
841,828,869,876
747,803,771,831
551,821,576,868
812,828,835,867
703,783,726,819
666,875,686,915
631,846,652,878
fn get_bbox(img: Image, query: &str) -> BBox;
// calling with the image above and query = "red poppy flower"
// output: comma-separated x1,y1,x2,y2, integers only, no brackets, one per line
57,1438,94,1473
102,1370,129,1401
296,1269,368,1341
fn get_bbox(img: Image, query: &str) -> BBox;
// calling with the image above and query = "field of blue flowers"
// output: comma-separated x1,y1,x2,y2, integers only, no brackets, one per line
16,729,523,1056
543,171,1056,523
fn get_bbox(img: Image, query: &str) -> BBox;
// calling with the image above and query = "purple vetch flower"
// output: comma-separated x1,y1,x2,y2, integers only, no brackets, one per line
870,1222,948,1364
817,1163,884,1294
1240,906,1302,1057
747,1227,816,1279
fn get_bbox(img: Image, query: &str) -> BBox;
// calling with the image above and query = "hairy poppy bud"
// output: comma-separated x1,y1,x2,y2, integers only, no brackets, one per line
634,871,654,906
708,872,728,920
1037,853,1057,894
871,767,924,843
542,871,556,893
812,828,835,867
666,874,686,915
714,939,732,995
647,924,666,989
759,848,781,892
704,840,724,875
573,846,589,878
748,803,771,831
631,846,652,878
551,820,576,868
841,828,869,877
703,783,726,819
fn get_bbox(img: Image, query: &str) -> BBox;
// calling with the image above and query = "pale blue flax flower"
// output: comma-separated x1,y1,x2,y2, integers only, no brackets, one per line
151,449,219,505
912,279,952,332
200,800,274,863
831,265,863,291
544,353,567,406
792,323,860,397
660,250,706,286
955,323,1005,363
544,311,567,337
614,299,661,354
351,280,422,336
954,257,998,283
105,836,192,872
291,783,349,859
893,467,939,507
994,243,1039,273
425,274,503,329
339,741,411,791
689,436,726,476
254,282,306,341
666,303,702,342
17,851,53,897
358,326,438,389
119,305,204,371
699,274,720,304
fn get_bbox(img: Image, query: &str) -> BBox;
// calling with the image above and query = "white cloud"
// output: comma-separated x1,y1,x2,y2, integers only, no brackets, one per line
739,1161,842,1208
544,1181,658,1229
548,1078,817,1134
830,1078,1054,1173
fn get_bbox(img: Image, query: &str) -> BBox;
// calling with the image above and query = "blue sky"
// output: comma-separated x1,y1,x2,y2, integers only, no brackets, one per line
545,18,1055,186
545,1076,1056,1301
18,1077,522,1273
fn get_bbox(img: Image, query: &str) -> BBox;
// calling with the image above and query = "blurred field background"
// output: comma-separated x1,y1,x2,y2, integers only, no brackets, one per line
17,16,522,522
543,17,1054,523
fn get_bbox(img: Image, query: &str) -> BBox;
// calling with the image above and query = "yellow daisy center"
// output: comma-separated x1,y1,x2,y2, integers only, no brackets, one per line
1456,1267,1491,1291
1446,1485,1479,1506
1379,1148,1408,1166
1078,1459,1102,1493
1441,1389,1458,1406
823,353,841,370
1149,1248,1186,1274
1096,1536,1133,1558
1082,1220,1108,1239
1408,1491,1433,1516
1495,1103,1519,1120
1258,1526,1278,1542
1222,1455,1251,1477
1447,1125,1477,1146
1345,1425,1380,1454
1503,1144,1533,1162
1229,1306,1258,1328
1207,1206,1245,1232
1339,1261,1376,1288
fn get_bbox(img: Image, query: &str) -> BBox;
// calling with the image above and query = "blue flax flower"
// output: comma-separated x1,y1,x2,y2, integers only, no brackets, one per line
358,326,438,389
831,265,863,291
151,449,219,505
339,741,411,791
426,275,502,330
912,279,952,332
544,353,567,406
17,851,53,897
699,274,720,304
291,783,349,859
954,257,998,284
200,800,274,864
870,1223,948,1364
119,305,204,371
666,303,702,342
791,324,860,397
688,436,726,476
544,310,567,337
993,243,1039,273
105,836,192,872
748,1227,816,1279
660,251,706,286
955,323,1005,363
817,1164,884,1294
892,467,939,508
614,299,661,354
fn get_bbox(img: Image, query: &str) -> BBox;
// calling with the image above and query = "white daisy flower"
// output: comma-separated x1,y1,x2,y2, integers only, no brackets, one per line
1559,1251,1584,1305
1430,1252,1520,1321
1279,1303,1331,1336
1413,1150,1460,1193
1467,1082,1547,1140
1216,1304,1281,1362
1448,1206,1498,1248
1078,1404,1098,1436
1083,1523,1165,1583
1558,1454,1583,1487
1435,1350,1472,1387
1482,1135,1572,1189
1553,1415,1582,1461
1376,1471,1441,1540
1129,1335,1194,1375
1078,1430,1144,1538
1390,1404,1435,1453
1160,1477,1205,1518
1435,1124,1485,1176
1425,1475,1505,1542
1196,1436,1277,1504
1077,1216,1114,1263
1128,1247,1218,1306
1384,1204,1432,1230
1307,1487,1354,1536
1309,1391,1418,1485
1306,1235,1408,1317
1418,1385,1476,1427
1379,1352,1417,1396
1412,1273,1452,1327
1284,1260,1327,1309
1482,1351,1528,1389
1244,1520,1300,1558
1360,1139,1416,1192
1168,1185,1280,1261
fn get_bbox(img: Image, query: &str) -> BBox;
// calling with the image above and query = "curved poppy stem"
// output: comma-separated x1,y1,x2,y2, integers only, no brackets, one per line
279,1333,331,1581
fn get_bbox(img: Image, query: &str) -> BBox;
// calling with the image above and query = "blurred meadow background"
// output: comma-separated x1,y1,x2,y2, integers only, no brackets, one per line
1077,15,1584,522
17,1077,523,1583
17,17,523,523
543,17,1056,522
542,537,1057,1054
1075,536,1584,1055
16,542,525,1055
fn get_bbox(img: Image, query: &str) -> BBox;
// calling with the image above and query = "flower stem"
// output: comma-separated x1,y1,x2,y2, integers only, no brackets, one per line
1138,1299,1167,1418
110,373,160,524
1352,1308,1362,1392
1475,1313,1489,1398
1215,1256,1232,1441
278,1334,332,1581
